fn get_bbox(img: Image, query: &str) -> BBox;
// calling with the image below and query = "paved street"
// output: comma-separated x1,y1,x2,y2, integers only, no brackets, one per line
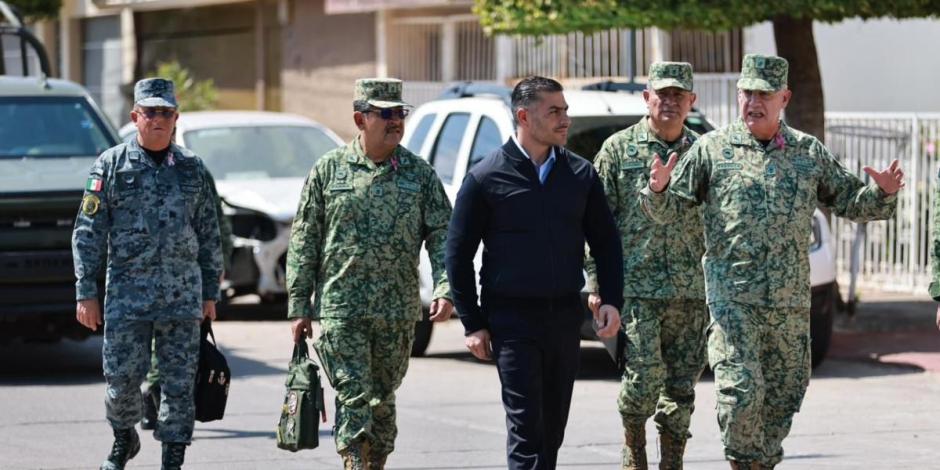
2,297,940,469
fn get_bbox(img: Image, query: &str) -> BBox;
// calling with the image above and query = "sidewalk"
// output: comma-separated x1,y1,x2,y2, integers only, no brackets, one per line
829,290,940,371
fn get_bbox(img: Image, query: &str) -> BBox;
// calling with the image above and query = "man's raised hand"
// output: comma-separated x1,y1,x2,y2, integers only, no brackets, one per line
649,152,679,193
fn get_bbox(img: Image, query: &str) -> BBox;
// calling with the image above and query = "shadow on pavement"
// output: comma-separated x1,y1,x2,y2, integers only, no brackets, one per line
0,336,104,385
0,337,285,385
223,347,286,378
195,428,332,441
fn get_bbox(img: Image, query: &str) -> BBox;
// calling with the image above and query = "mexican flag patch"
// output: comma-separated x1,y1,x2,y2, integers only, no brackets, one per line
86,177,103,192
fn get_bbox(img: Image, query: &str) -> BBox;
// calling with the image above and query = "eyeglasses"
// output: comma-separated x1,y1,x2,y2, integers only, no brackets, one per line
137,108,177,119
364,107,409,120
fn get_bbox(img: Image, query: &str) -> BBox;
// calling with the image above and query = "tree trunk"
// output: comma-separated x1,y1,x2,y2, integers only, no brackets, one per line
772,16,825,143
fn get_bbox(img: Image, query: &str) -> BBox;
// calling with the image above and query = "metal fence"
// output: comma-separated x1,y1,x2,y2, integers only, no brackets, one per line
511,28,653,79
693,73,738,127
826,113,940,294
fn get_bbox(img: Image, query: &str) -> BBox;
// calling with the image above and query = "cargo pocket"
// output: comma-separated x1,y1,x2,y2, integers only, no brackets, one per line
706,316,747,409
312,330,336,388
784,332,812,414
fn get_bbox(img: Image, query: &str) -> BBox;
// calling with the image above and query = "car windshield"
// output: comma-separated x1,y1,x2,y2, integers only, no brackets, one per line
566,113,714,162
183,125,339,180
0,96,115,158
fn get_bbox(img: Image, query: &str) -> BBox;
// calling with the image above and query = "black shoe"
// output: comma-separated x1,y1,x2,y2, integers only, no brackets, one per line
141,385,160,430
162,442,187,470
100,428,141,470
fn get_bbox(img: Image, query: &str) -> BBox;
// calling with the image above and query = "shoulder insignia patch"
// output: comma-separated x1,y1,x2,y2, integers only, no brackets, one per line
81,194,100,216
85,177,103,192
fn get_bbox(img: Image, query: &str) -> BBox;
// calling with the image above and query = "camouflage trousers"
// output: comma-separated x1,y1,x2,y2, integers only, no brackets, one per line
618,298,708,439
315,317,415,458
103,318,200,443
707,302,811,467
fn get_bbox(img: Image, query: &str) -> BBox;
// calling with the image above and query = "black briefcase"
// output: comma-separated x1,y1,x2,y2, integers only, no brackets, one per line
596,324,627,373
195,321,230,422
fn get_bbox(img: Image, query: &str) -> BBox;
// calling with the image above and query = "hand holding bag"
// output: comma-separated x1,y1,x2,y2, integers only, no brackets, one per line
195,320,231,423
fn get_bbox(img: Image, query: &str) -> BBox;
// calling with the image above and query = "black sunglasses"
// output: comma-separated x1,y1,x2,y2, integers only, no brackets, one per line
364,107,409,120
138,108,176,119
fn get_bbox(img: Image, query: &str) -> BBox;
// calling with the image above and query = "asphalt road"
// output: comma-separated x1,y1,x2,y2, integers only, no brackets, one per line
2,300,940,469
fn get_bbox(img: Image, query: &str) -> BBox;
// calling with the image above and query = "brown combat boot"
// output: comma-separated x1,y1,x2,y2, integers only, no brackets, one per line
366,453,387,470
363,441,387,470
657,432,687,470
728,461,762,470
622,424,648,470
340,445,366,470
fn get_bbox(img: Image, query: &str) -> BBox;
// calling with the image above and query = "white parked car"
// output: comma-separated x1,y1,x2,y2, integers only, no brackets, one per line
404,82,838,366
120,111,344,302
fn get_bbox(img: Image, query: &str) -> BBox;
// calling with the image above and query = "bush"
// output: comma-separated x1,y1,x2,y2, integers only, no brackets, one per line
152,60,218,111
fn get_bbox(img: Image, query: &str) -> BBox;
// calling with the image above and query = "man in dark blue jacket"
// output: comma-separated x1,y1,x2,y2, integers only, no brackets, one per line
446,76,624,470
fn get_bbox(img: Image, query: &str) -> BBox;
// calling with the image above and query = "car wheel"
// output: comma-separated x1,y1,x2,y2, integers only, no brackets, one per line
810,282,836,368
411,311,433,357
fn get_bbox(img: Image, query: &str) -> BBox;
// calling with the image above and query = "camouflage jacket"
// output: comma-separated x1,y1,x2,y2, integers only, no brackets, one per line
642,120,897,308
929,178,940,301
72,139,223,320
286,137,452,321
587,117,705,300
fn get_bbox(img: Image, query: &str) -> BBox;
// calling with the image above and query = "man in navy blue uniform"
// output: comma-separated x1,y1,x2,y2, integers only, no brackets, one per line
446,76,624,470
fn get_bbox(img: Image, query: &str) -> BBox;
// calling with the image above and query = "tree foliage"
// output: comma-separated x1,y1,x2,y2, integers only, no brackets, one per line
475,0,940,142
5,0,61,21
474,0,940,35
151,60,218,112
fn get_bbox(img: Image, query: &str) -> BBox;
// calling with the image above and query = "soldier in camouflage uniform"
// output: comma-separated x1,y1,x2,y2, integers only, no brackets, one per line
141,171,231,431
931,183,940,329
287,78,453,470
640,55,903,469
72,78,223,470
586,62,706,470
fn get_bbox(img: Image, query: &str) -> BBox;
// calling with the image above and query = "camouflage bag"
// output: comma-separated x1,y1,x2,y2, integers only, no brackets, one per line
276,340,326,451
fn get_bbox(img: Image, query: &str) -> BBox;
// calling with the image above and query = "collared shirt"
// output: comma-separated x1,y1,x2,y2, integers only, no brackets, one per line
586,116,704,300
72,138,223,320
642,119,897,308
511,134,556,184
286,137,452,320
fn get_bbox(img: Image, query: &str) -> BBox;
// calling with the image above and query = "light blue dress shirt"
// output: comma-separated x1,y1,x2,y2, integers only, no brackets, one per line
511,135,556,184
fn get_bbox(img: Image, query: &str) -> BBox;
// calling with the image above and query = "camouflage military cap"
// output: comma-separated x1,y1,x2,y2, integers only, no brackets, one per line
649,61,693,91
737,54,788,92
134,78,178,108
354,78,410,109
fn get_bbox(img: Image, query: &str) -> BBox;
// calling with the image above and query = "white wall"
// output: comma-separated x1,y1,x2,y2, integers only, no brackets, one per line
744,18,940,113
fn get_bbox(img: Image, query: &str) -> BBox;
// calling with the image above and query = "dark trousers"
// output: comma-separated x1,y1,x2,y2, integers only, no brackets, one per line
486,294,583,470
